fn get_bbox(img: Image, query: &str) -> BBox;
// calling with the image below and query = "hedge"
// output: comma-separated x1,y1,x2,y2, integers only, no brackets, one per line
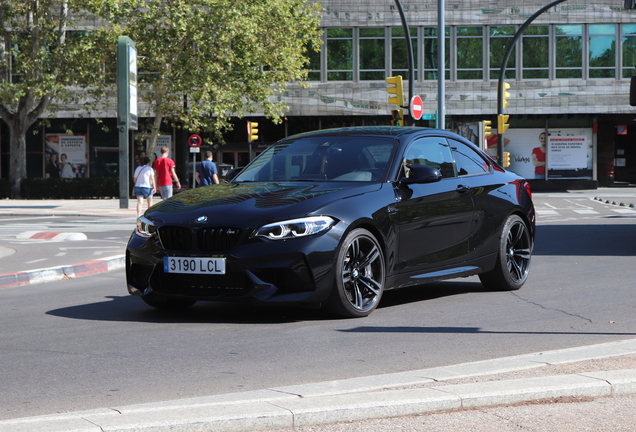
0,177,129,199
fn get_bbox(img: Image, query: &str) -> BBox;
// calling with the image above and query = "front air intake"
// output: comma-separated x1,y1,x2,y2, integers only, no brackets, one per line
196,228,242,252
158,226,193,252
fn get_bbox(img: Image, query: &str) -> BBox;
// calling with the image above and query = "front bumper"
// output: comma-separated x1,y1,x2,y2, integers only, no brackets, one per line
126,226,343,306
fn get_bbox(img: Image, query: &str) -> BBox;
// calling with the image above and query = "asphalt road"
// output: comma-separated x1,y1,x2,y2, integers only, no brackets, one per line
0,193,635,421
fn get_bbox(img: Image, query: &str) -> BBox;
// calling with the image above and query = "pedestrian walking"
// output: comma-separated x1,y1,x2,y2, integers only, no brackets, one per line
195,150,220,186
152,146,181,199
134,156,156,219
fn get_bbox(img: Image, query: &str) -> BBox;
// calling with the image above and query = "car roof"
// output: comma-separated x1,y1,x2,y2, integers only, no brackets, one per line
284,126,446,140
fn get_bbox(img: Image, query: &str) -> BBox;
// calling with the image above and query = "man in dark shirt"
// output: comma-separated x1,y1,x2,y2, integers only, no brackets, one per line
195,150,219,186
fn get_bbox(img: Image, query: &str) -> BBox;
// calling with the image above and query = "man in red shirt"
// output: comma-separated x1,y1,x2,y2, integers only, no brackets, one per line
153,146,181,199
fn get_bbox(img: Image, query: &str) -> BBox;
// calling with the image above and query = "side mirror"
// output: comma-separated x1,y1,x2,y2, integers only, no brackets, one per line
399,165,443,185
226,168,242,182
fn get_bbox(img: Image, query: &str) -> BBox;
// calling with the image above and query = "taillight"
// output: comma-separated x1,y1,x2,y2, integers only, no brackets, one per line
523,181,532,200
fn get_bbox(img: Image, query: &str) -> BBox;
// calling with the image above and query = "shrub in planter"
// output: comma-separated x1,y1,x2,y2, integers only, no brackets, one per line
21,178,121,199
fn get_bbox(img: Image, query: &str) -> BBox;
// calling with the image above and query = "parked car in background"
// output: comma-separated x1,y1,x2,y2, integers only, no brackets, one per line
126,126,535,318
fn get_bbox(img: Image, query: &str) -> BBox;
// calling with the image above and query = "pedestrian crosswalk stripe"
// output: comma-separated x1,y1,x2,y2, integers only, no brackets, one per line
573,209,599,214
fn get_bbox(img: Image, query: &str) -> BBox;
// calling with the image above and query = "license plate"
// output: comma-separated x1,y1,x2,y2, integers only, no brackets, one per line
163,257,226,275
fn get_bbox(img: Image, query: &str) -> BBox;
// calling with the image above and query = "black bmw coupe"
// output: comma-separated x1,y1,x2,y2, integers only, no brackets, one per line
126,127,535,318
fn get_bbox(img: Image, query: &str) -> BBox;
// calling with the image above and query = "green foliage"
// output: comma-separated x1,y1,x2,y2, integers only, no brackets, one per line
100,0,322,155
0,0,119,198
0,0,117,112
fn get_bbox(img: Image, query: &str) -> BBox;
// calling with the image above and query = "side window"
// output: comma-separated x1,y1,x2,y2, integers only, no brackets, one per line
448,139,490,176
403,137,456,179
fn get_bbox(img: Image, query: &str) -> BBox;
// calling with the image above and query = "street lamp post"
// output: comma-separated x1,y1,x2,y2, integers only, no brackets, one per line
393,0,414,126
393,0,445,129
438,0,445,129
496,0,568,164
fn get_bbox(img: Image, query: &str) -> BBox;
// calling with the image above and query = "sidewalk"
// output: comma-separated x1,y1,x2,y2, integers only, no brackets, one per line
0,198,139,218
1,340,636,432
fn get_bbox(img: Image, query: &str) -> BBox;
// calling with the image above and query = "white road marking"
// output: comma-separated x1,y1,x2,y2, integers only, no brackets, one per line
572,209,599,215
536,209,559,216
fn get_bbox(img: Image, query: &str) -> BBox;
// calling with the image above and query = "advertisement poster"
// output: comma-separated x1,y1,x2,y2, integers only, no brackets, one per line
44,134,88,179
146,135,173,160
547,135,591,179
485,128,593,180
455,123,480,147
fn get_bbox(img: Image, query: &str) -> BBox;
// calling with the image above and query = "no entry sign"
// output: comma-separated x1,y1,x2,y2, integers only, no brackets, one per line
188,134,202,148
410,95,423,121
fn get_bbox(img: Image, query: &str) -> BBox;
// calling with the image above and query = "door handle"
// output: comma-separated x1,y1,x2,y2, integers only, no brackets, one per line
456,184,470,194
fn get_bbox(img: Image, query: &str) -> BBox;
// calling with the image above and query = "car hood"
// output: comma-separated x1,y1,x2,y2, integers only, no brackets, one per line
146,182,381,227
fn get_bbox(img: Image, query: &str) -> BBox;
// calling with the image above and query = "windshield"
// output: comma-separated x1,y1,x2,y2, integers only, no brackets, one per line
234,136,398,182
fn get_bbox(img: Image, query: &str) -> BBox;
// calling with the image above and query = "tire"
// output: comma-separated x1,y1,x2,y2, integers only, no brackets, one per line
479,214,531,291
141,293,197,311
327,228,385,318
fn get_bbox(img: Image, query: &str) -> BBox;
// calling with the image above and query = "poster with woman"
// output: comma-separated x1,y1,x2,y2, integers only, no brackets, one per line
44,134,88,178
493,128,593,180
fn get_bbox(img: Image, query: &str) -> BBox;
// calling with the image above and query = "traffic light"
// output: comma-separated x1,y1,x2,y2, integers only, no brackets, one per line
391,109,404,126
500,81,511,108
498,114,510,134
247,121,258,142
503,151,511,168
386,75,404,107
484,120,492,138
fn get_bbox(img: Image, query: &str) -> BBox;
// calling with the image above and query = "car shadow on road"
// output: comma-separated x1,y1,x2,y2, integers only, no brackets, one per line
378,280,490,311
46,295,331,324
46,281,486,324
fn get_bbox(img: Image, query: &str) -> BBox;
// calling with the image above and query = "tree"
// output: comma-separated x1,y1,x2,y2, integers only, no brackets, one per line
107,0,322,157
0,0,116,198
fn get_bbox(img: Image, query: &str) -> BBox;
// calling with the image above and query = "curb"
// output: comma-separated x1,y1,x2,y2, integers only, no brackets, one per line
0,255,125,290
2,339,636,432
594,196,636,208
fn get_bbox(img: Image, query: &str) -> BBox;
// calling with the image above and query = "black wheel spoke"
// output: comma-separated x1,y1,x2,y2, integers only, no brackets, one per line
511,223,525,247
359,276,381,296
509,258,523,280
358,246,379,269
514,248,531,260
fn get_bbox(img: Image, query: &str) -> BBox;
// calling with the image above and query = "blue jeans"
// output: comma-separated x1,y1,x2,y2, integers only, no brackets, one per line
134,186,152,198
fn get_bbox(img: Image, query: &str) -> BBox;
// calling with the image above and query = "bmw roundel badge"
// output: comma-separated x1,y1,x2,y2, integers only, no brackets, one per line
196,216,208,223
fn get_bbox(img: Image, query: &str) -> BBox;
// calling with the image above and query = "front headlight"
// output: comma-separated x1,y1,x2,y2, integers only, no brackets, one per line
252,216,335,240
136,216,157,239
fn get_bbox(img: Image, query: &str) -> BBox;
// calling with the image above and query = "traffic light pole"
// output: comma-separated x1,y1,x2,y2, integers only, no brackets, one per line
496,0,568,164
393,0,414,126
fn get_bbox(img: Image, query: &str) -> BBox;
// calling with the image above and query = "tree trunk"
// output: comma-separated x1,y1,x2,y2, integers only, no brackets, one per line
146,112,164,162
7,117,29,199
